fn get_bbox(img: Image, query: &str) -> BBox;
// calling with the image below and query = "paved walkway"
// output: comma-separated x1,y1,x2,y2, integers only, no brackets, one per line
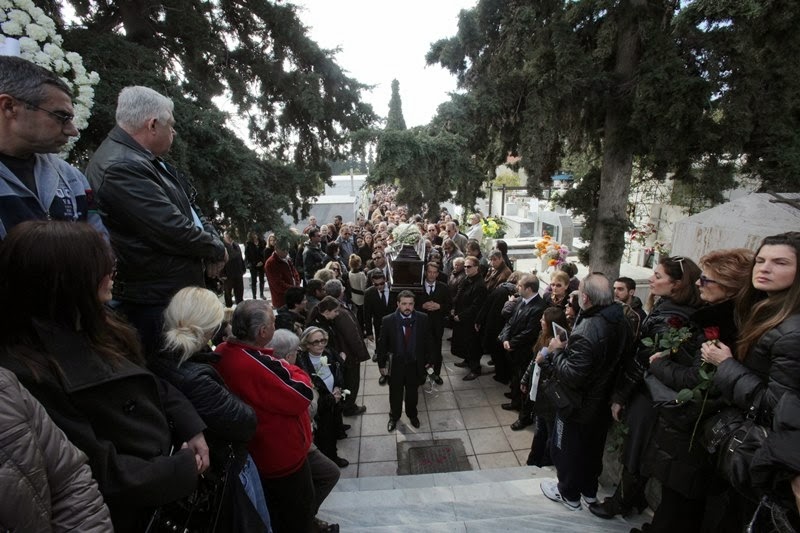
338,335,534,479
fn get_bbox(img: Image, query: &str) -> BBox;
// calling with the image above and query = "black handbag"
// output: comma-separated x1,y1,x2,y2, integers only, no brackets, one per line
716,406,769,493
544,378,582,418
643,372,680,406
145,448,234,533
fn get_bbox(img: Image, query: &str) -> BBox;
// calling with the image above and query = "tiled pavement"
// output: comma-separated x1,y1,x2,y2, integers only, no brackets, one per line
337,333,535,478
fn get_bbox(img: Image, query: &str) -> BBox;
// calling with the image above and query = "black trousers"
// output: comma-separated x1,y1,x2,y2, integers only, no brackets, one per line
490,342,510,382
430,325,444,375
116,301,166,359
648,485,705,533
224,275,244,307
260,459,315,533
249,267,265,298
389,361,420,420
314,395,343,461
342,363,361,413
550,410,610,501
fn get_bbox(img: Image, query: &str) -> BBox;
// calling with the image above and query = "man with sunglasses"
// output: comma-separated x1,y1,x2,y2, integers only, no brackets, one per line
0,57,106,239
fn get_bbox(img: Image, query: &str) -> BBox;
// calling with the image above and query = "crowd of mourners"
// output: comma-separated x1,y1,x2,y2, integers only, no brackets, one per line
0,54,799,533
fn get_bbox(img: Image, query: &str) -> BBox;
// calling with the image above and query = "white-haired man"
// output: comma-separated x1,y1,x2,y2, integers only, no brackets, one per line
87,86,225,355
537,274,634,511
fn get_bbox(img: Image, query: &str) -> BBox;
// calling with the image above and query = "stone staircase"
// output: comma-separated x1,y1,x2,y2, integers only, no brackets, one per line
318,466,649,532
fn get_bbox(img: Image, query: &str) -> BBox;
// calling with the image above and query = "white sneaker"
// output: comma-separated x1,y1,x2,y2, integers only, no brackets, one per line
540,480,581,511
582,495,598,506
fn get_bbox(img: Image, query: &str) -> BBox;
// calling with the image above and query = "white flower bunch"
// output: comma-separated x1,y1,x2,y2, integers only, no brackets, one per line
0,0,99,153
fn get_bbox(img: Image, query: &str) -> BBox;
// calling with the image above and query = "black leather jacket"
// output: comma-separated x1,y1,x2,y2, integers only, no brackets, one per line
714,313,800,426
545,303,633,423
87,126,225,305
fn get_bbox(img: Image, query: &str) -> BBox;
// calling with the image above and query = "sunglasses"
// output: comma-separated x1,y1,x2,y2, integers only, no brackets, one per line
699,274,720,287
309,338,328,345
464,264,477,269
670,256,685,274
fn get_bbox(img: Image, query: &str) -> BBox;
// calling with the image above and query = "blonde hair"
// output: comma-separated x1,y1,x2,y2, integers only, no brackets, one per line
162,287,224,365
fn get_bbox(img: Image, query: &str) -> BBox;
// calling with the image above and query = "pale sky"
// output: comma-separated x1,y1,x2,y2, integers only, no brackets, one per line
291,0,477,127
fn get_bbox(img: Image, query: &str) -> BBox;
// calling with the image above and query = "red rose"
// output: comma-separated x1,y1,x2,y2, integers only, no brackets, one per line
667,316,683,329
704,326,720,341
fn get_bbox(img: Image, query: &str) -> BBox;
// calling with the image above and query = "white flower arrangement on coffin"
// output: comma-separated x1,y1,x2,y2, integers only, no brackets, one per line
0,0,99,154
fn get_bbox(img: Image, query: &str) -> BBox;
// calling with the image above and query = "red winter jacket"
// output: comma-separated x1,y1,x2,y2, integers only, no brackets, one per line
264,253,301,308
214,340,313,478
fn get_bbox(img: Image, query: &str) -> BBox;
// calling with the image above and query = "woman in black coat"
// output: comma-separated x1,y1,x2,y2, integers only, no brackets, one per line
296,326,349,468
0,221,207,533
640,249,753,533
592,255,702,520
702,232,800,530
150,286,268,531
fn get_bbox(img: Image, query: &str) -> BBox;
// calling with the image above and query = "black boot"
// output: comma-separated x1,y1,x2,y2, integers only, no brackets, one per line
589,469,648,519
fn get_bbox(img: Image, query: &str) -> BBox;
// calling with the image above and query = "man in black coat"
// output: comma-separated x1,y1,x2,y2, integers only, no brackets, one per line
498,274,547,429
222,231,246,307
363,269,396,382
86,86,226,356
452,256,488,380
377,290,435,432
417,262,450,384
538,274,633,511
477,277,518,385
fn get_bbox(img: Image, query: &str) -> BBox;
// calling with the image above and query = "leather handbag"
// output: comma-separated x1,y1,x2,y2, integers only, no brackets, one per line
716,406,769,493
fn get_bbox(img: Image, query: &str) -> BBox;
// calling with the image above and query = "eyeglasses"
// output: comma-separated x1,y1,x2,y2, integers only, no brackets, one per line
20,99,75,125
464,264,477,269
699,274,720,287
309,338,328,345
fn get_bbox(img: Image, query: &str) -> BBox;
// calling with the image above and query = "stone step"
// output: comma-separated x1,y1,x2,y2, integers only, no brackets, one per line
318,468,649,532
331,466,553,494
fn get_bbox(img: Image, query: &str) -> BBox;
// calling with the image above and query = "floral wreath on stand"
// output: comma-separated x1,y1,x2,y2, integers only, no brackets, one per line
0,0,99,154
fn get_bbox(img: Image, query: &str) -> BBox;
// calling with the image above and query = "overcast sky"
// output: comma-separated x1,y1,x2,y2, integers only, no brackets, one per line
291,0,477,127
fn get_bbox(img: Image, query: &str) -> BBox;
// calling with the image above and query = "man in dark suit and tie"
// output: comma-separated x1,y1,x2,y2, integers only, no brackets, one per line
363,268,396,383
498,274,548,429
377,290,435,432
417,262,450,384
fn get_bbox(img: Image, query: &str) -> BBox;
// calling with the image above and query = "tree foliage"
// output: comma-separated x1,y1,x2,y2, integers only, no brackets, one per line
386,79,406,131
369,78,485,217
40,0,377,236
427,0,800,276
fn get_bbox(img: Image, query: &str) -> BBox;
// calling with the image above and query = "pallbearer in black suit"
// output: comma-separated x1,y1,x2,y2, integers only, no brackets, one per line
363,269,396,383
377,290,435,432
417,262,450,384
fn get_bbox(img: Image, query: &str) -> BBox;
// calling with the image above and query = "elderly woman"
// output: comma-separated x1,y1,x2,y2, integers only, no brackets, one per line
295,327,349,468
150,286,268,531
267,328,343,532
0,221,207,532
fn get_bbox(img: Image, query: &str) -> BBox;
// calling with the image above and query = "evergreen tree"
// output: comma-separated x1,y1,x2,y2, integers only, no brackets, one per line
39,0,377,234
427,0,800,277
386,79,407,131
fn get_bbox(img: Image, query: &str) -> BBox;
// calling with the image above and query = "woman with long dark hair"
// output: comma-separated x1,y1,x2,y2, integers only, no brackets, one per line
702,233,800,530
592,255,702,520
0,221,207,532
524,306,569,466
